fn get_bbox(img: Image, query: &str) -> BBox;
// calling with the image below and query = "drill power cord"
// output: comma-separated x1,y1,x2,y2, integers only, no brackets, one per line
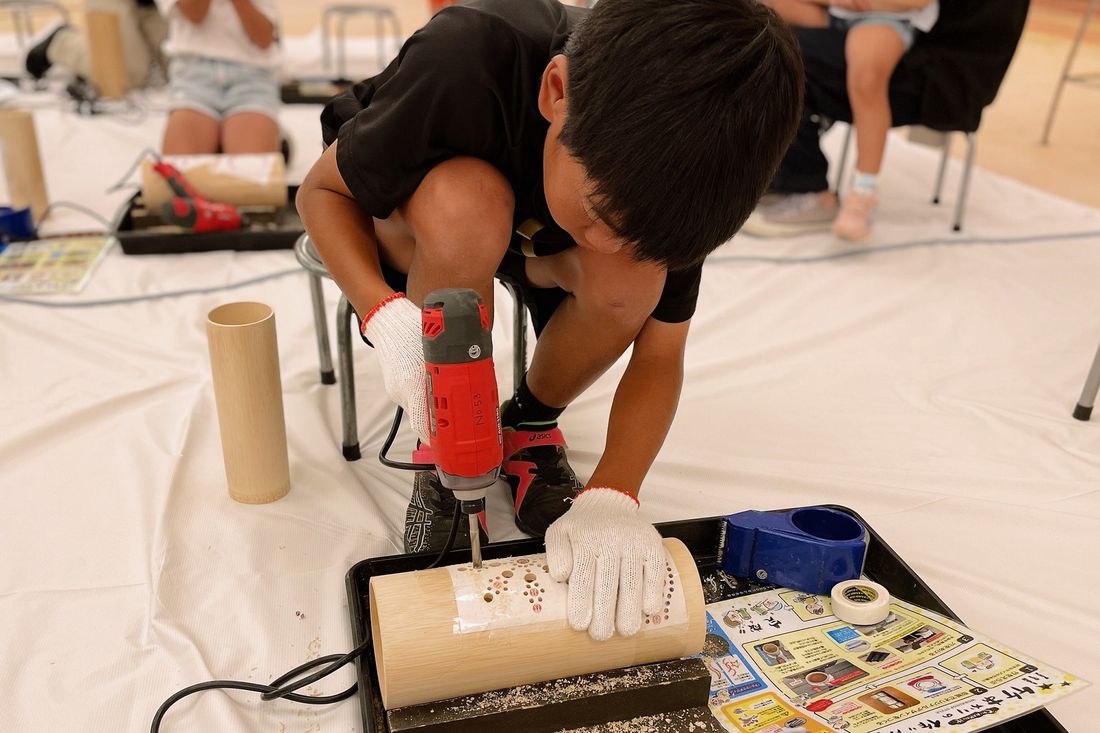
151,405,454,732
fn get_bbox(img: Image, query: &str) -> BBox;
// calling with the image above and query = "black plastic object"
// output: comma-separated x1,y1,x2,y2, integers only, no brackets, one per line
346,506,1069,733
114,187,302,255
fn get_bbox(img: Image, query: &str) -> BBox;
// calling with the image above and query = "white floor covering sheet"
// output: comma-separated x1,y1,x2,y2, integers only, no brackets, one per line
1,76,1098,731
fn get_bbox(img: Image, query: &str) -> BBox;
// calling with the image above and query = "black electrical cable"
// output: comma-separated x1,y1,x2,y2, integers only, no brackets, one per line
151,405,461,732
377,405,434,471
377,405,463,569
150,648,363,733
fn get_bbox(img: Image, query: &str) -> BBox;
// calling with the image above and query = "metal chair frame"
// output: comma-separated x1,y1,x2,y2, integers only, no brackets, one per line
1074,339,1100,422
1041,0,1100,145
294,233,529,460
319,4,401,81
834,124,977,233
0,0,70,53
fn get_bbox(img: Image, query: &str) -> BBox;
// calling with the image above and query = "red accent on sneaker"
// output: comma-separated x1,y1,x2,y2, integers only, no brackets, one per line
578,486,640,507
503,427,568,458
508,460,539,512
412,443,434,465
359,292,407,335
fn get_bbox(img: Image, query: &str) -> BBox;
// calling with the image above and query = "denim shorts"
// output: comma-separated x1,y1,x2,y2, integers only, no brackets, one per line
168,55,280,121
831,15,916,51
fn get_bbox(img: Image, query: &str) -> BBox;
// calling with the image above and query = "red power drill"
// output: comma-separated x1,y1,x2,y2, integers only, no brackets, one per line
152,160,244,234
422,288,503,567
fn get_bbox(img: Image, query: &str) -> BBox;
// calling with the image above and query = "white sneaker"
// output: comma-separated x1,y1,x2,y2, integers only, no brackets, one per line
741,192,839,238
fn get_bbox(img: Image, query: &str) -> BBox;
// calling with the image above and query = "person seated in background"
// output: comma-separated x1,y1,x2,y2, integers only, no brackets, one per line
157,0,281,155
769,0,939,241
746,0,1027,239
23,0,167,91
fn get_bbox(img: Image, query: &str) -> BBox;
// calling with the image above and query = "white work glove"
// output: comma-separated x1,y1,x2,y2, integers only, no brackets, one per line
360,293,430,443
546,487,667,642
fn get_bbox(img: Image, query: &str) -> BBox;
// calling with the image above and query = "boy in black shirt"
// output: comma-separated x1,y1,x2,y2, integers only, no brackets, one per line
299,0,802,640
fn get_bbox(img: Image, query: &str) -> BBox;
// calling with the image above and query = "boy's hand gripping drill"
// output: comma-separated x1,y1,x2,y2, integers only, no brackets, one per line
421,288,503,568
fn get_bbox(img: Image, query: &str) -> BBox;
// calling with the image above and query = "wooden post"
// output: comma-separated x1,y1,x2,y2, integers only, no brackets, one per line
370,538,706,709
0,109,49,223
86,10,130,99
206,302,291,504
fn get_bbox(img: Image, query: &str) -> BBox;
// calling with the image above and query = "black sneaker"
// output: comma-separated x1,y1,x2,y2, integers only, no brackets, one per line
502,427,582,537
404,470,489,554
24,21,68,80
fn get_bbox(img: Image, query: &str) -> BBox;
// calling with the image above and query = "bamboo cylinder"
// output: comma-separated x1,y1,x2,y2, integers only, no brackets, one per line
0,110,49,222
86,10,130,99
140,154,288,211
370,537,705,709
206,302,290,504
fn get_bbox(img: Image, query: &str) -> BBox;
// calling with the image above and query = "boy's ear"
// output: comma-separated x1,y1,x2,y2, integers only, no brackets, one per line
538,55,569,124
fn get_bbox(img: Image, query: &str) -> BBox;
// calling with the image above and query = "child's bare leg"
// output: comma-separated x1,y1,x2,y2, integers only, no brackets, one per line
759,0,829,28
162,108,220,155
845,24,906,180
222,112,280,154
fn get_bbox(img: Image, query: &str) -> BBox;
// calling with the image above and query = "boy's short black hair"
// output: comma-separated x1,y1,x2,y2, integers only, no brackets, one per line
561,0,803,270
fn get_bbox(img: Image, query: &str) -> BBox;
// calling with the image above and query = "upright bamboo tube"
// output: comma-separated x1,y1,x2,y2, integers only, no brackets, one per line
86,10,130,99
370,538,706,709
206,302,290,504
0,110,49,222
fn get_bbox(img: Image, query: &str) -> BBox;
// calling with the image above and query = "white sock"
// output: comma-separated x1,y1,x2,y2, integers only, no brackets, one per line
853,171,878,193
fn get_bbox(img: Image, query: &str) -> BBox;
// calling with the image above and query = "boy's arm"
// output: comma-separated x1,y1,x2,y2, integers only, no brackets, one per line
544,317,689,641
587,317,689,496
828,0,933,10
173,0,212,23
296,141,395,318
229,0,277,50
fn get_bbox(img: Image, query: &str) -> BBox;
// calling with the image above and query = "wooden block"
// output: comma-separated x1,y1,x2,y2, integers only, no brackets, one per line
86,11,129,99
386,658,711,733
0,109,49,223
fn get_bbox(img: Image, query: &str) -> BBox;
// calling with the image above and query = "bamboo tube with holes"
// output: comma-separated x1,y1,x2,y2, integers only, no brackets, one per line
369,537,705,709
86,10,129,98
206,302,290,504
0,110,49,222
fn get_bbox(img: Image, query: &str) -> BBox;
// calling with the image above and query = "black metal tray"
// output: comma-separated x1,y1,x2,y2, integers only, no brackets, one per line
346,506,1068,733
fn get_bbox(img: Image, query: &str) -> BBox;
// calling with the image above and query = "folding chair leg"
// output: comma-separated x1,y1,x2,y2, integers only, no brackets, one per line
503,281,529,395
337,294,361,460
932,132,951,205
952,133,977,233
1041,0,1100,145
1074,338,1100,421
308,272,336,385
834,124,853,195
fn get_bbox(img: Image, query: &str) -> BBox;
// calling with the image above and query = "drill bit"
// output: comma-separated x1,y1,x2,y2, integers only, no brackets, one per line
469,517,482,568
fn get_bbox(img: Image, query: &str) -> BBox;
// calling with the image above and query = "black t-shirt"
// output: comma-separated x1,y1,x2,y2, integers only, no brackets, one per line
321,0,702,324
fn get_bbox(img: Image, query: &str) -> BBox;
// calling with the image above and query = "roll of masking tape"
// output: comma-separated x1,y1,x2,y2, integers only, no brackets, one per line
831,579,891,626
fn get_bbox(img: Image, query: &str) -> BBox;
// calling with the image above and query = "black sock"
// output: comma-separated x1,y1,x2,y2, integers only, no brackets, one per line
501,375,565,430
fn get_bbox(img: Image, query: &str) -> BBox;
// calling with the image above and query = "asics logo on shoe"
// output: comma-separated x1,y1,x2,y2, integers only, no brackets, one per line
528,432,554,442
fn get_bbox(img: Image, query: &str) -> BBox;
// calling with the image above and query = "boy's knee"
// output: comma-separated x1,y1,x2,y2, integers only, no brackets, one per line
409,157,515,259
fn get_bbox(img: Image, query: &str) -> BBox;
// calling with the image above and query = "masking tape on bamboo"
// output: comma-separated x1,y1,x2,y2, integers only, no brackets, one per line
447,549,688,634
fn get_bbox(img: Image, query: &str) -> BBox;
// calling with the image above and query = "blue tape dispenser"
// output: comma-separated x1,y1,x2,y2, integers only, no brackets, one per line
721,506,868,596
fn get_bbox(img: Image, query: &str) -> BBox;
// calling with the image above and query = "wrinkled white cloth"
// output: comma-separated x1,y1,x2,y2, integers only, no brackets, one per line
546,487,667,641
360,294,430,443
